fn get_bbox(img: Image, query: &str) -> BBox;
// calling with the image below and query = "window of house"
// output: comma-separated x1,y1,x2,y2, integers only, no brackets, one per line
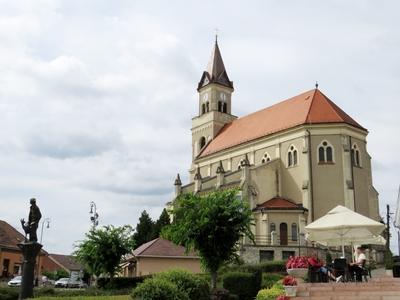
351,143,361,167
261,152,271,164
291,223,298,241
282,251,295,260
201,103,206,115
318,141,334,163
287,145,298,167
260,250,274,262
199,137,206,149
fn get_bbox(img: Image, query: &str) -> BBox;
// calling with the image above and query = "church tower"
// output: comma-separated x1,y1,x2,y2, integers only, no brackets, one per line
191,39,237,160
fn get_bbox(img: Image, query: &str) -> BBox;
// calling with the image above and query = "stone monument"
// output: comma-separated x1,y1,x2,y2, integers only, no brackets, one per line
18,198,42,300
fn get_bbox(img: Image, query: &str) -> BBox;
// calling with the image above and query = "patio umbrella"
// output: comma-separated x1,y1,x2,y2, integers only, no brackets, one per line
305,205,385,257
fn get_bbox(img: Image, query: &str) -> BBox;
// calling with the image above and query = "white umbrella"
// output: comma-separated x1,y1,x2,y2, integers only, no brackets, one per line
305,205,385,257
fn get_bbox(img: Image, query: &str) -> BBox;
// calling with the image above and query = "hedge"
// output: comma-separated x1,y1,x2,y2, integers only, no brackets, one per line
97,276,150,290
222,270,262,300
131,277,188,300
220,260,286,275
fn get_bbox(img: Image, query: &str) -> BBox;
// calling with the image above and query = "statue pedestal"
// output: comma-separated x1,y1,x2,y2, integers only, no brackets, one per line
18,242,42,300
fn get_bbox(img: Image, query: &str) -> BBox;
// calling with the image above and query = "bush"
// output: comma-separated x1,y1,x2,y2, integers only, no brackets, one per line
261,273,284,289
132,277,188,300
255,282,284,300
97,276,150,289
156,270,210,300
221,260,286,275
0,287,19,300
210,288,238,300
222,271,261,300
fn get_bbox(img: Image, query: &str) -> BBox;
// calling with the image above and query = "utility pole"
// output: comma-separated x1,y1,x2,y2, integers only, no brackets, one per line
386,204,391,251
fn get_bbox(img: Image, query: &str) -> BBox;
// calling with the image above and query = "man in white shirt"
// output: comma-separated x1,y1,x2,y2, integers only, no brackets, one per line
349,246,367,281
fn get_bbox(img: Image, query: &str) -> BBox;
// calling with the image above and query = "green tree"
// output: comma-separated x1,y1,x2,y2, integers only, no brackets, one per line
153,208,171,238
134,210,155,247
162,189,254,289
74,225,135,279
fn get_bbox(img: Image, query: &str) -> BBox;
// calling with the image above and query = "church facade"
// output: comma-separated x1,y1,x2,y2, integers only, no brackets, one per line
172,40,380,263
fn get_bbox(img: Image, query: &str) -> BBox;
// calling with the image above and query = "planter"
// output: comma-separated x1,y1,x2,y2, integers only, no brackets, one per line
386,269,393,277
287,268,308,279
284,285,297,297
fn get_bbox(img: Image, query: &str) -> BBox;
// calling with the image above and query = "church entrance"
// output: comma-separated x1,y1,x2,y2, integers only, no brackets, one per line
280,223,288,245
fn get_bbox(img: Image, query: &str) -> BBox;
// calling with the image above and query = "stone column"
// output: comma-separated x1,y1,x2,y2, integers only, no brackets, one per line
18,242,42,300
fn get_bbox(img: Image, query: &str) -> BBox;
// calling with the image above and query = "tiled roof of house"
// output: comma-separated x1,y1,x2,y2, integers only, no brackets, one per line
254,197,306,211
199,89,366,157
132,238,198,258
0,220,26,250
49,254,82,271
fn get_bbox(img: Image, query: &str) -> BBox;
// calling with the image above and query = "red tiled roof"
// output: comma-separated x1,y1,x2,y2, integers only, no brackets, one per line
49,254,82,271
132,238,198,258
199,89,366,157
254,197,305,210
0,220,26,250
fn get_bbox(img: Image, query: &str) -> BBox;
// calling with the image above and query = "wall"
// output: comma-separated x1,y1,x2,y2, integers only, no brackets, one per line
136,257,201,276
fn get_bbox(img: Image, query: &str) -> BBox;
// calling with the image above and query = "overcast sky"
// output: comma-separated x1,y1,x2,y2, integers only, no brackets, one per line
0,0,399,255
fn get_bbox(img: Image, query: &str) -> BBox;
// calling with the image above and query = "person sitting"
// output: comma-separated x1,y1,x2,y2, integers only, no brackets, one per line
349,246,367,281
308,256,342,282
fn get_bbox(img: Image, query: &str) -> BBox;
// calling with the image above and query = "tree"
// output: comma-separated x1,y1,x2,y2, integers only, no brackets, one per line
162,189,254,289
74,225,135,279
153,208,171,238
134,210,155,247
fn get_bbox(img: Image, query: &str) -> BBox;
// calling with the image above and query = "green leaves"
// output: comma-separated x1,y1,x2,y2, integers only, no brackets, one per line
162,188,254,288
74,225,135,278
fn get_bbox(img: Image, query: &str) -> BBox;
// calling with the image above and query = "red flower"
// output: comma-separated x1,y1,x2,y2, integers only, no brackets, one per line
286,256,309,269
282,275,297,286
276,295,291,300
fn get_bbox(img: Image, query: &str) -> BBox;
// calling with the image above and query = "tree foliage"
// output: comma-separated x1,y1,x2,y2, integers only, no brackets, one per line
74,225,135,278
162,189,254,288
153,208,171,238
133,210,155,247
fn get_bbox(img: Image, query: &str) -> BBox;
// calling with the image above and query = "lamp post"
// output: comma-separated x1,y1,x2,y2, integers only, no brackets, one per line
36,218,50,286
89,201,99,229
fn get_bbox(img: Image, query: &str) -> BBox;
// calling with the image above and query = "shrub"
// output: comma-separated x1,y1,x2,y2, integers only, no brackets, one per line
255,282,284,300
261,273,284,289
97,276,150,289
222,271,261,300
0,287,19,300
221,260,286,275
156,270,210,300
210,288,238,300
132,277,189,300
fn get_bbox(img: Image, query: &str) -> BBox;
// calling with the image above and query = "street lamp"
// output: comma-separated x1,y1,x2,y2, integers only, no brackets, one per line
89,201,99,228
36,218,51,286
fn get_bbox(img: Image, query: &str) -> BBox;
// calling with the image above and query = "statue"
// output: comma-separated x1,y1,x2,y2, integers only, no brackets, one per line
20,198,42,242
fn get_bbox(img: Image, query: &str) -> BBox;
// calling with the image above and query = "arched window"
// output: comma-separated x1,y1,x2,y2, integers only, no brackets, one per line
199,137,206,149
218,101,222,112
280,223,288,245
201,103,206,115
270,223,276,233
222,102,227,113
351,143,361,167
206,102,210,112
318,141,334,163
291,223,298,241
261,152,271,164
287,145,298,167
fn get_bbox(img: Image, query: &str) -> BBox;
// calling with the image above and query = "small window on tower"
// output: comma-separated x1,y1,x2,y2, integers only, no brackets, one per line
206,102,210,112
222,102,227,113
218,101,222,112
199,137,206,149
318,141,334,164
201,103,206,115
351,143,361,167
287,145,298,167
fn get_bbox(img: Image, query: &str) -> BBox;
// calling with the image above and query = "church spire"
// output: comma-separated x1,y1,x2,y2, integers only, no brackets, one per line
198,39,233,91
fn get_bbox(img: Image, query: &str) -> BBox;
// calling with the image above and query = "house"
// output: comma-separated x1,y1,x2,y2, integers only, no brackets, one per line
41,254,83,279
121,238,201,277
171,39,380,263
0,220,46,279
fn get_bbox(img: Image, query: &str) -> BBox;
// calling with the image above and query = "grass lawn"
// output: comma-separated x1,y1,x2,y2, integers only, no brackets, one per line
32,296,130,300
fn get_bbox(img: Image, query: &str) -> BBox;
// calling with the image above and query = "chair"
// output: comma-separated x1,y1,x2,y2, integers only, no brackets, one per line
333,258,348,282
308,265,328,283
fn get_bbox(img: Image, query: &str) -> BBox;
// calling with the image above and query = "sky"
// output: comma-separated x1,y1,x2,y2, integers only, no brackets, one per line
0,0,399,255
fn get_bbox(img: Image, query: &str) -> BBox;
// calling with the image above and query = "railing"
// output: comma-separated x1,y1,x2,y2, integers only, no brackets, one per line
252,235,301,247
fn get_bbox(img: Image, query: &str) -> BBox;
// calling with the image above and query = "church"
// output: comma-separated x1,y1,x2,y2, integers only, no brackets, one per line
172,39,380,263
